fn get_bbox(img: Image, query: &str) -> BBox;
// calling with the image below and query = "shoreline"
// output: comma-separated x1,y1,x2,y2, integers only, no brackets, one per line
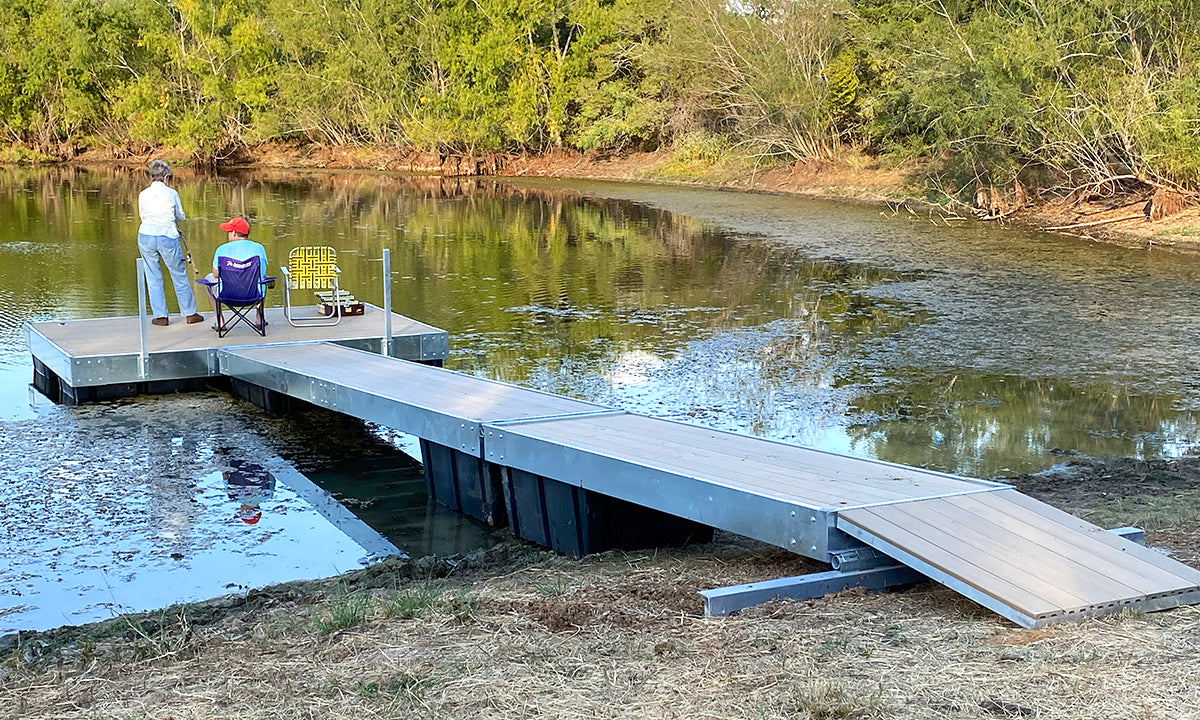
50,143,1200,254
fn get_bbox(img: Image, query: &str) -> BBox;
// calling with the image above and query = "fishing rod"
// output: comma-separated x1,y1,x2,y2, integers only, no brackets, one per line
178,231,202,278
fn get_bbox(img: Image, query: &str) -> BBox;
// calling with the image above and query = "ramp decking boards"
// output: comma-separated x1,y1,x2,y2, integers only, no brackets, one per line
838,489,1200,627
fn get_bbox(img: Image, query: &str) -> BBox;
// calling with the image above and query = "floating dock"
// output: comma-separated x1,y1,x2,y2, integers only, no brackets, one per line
25,319,1200,628
26,304,446,404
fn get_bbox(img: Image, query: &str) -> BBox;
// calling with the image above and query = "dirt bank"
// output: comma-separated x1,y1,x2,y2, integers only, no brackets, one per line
4,457,1200,719
498,150,1200,253
69,143,1200,253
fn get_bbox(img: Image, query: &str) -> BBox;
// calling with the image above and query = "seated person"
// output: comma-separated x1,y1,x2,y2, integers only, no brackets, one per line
203,216,270,323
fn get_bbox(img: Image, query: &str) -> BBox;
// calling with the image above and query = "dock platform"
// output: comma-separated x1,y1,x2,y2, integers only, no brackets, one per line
26,304,447,404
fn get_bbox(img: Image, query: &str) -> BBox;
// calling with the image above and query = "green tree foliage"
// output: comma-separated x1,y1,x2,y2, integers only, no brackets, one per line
117,0,280,158
851,0,1200,188
2,0,1199,192
662,0,851,160
266,0,423,145
0,0,147,151
559,0,672,151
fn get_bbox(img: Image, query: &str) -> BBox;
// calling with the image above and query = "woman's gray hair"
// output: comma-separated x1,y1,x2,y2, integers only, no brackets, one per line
148,159,172,181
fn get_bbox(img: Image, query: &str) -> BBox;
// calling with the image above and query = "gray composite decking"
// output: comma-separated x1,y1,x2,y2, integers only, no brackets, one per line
482,411,1004,509
838,489,1200,626
480,410,1000,563
484,411,1200,627
220,342,610,455
26,304,447,388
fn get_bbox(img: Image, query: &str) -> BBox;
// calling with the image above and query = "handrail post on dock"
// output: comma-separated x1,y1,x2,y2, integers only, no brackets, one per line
136,258,148,380
382,248,393,358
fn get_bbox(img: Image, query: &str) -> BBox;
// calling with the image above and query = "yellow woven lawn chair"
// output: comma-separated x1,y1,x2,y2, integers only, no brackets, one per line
280,246,350,326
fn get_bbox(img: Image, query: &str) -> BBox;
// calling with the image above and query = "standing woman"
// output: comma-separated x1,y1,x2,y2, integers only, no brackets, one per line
137,159,203,326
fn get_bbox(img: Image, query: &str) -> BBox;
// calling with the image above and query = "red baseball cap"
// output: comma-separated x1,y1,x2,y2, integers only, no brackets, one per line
220,217,250,235
238,504,262,524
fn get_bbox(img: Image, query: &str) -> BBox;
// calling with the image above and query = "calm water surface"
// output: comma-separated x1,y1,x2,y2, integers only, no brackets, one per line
4,166,1200,633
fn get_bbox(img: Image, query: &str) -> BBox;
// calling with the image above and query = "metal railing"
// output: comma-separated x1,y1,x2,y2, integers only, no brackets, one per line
382,248,393,358
136,258,149,380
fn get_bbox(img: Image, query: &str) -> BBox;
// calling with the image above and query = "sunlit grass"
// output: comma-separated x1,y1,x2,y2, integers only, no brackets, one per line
1082,489,1200,531
380,583,442,620
649,132,758,182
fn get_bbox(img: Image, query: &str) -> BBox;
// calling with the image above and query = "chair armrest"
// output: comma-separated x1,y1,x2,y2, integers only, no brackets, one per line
196,277,217,287
264,276,277,289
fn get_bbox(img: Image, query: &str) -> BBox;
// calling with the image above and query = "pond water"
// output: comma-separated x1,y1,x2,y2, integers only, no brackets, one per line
4,165,1200,634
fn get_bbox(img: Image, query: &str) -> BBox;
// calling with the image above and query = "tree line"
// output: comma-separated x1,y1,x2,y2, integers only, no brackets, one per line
2,0,1197,194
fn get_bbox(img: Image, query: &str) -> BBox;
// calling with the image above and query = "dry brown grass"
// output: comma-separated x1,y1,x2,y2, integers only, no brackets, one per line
4,535,1200,720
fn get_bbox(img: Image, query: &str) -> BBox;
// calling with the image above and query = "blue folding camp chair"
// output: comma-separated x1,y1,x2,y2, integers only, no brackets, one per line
196,256,276,338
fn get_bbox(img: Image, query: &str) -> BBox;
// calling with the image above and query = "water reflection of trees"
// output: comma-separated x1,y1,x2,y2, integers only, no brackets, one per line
844,373,1200,478
2,165,927,413
15,168,1200,479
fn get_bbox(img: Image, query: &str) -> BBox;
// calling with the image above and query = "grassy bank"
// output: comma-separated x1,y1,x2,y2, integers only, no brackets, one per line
5,459,1200,719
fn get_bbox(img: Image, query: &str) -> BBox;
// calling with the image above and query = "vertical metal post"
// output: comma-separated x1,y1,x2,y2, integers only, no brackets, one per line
136,258,149,379
382,248,393,358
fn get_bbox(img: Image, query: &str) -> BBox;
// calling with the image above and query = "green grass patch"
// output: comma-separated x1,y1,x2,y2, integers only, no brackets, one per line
120,611,198,661
651,132,754,182
0,145,55,164
1153,226,1200,237
381,584,442,620
790,681,887,719
357,671,440,701
531,575,572,598
376,583,478,623
445,591,478,624
1082,489,1200,531
313,590,370,634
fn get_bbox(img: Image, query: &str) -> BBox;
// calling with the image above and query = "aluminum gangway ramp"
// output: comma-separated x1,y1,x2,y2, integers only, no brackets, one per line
837,489,1200,627
218,344,1200,627
483,412,1200,627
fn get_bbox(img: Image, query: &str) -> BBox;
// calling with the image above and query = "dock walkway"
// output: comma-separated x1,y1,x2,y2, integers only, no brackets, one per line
484,410,1200,627
26,317,1200,628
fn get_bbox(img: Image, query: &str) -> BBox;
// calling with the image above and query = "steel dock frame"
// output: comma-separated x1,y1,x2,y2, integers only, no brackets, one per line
26,326,1200,628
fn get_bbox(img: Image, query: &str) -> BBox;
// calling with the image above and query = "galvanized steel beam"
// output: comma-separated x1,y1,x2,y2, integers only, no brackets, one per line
700,565,927,617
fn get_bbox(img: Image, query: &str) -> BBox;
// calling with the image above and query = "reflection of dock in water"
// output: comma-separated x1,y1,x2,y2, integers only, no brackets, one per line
301,456,496,558
27,313,1200,628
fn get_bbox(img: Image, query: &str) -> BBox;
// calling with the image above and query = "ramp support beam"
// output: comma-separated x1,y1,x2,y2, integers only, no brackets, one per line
701,565,925,617
701,526,1147,618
